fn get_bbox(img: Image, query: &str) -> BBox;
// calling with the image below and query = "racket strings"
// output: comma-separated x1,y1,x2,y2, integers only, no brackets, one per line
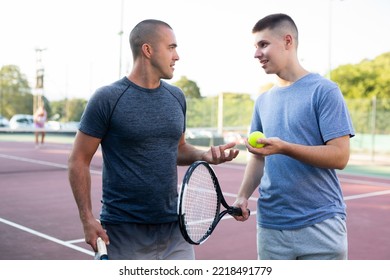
182,165,219,243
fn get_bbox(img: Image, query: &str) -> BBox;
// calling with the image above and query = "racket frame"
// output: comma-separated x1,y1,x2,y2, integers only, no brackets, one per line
178,161,242,245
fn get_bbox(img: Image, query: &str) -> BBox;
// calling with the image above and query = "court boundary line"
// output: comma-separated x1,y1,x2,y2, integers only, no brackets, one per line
0,153,102,175
344,190,390,200
0,217,94,256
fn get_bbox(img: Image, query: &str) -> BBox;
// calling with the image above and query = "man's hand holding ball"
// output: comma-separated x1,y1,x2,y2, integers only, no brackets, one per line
248,131,266,148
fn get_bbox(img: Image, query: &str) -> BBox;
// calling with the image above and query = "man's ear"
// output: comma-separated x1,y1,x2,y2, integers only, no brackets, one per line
141,43,153,58
285,34,293,49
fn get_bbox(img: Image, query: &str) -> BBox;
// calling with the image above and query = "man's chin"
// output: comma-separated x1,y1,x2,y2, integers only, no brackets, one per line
162,74,174,80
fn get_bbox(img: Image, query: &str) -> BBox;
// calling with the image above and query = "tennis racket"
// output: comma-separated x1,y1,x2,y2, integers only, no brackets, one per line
178,160,249,245
96,237,108,260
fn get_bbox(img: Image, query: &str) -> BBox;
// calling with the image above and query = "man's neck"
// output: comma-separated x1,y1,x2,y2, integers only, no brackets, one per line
276,67,309,87
127,62,161,89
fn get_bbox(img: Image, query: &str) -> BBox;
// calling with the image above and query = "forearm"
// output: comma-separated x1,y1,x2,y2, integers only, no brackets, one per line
68,161,94,222
177,142,206,166
237,154,264,200
282,136,350,170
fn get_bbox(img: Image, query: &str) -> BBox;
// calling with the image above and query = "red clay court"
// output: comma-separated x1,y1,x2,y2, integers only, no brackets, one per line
0,134,389,260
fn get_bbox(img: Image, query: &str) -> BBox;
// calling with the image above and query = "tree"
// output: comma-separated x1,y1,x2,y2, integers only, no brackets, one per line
331,52,390,99
0,65,33,118
51,98,87,122
173,76,202,98
221,93,253,128
185,92,253,129
331,52,390,134
65,98,87,121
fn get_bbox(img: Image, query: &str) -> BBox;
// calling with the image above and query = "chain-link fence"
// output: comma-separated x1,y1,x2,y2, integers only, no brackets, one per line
347,98,390,159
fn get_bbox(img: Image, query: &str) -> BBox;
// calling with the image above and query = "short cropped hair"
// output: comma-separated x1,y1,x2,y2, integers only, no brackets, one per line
129,19,173,59
252,13,299,45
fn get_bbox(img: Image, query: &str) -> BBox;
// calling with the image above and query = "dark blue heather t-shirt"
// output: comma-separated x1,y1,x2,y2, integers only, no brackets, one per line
79,77,186,224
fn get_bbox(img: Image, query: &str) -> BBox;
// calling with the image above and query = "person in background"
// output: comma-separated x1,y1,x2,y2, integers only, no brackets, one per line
233,13,355,260
33,105,47,148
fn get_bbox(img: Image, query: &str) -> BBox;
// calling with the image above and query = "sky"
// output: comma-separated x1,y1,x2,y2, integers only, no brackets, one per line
1,0,389,101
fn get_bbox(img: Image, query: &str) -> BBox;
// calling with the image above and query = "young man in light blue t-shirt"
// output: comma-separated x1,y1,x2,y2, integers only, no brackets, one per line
234,14,355,260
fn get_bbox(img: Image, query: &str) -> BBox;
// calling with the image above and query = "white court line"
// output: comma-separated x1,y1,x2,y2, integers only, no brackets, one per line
339,177,390,188
0,153,102,175
0,217,94,256
0,153,100,256
344,190,390,200
67,238,86,244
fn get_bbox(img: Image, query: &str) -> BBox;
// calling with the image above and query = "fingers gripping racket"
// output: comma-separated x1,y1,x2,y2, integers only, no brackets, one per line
178,161,249,245
96,237,108,260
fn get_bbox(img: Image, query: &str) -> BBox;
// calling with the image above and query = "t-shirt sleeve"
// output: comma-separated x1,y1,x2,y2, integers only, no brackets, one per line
79,87,112,139
250,97,264,134
317,86,355,143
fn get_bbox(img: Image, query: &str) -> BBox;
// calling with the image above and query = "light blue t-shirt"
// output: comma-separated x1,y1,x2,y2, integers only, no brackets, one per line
251,73,355,230
79,77,186,224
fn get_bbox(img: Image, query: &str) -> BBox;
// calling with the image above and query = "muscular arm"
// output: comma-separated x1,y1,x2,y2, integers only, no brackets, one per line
176,133,239,166
68,131,108,250
176,134,207,166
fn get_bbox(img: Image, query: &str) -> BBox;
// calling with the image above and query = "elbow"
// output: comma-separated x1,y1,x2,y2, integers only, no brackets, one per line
335,154,350,170
336,162,348,170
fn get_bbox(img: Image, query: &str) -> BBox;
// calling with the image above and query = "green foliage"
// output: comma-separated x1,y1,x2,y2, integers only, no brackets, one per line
186,97,217,127
221,93,253,128
331,52,390,134
186,92,253,129
173,76,201,98
0,64,86,122
347,98,390,134
50,100,66,121
65,98,87,122
51,98,87,122
0,65,33,118
332,52,390,100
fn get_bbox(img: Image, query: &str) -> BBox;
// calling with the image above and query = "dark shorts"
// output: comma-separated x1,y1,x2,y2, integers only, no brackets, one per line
100,221,195,260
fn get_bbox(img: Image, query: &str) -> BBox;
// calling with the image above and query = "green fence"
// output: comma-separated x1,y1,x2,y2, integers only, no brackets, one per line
347,98,390,155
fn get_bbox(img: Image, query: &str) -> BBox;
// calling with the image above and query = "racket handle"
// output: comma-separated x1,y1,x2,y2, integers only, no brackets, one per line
97,237,108,260
230,207,250,217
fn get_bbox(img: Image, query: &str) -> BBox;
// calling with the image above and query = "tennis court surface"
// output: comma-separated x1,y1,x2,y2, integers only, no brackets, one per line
1,134,389,260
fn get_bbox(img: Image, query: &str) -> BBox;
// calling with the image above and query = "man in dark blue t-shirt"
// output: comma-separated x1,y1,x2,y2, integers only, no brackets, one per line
68,19,239,260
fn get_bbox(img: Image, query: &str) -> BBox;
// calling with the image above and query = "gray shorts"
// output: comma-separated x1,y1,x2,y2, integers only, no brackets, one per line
257,216,348,260
100,221,194,260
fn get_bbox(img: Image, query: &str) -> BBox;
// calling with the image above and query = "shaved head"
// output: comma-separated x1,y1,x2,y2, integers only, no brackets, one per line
129,19,173,59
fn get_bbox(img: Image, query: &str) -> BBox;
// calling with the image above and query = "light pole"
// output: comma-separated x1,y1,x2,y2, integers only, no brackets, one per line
118,0,124,78
34,48,47,114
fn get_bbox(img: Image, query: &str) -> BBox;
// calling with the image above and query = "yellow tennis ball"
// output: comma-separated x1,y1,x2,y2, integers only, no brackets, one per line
248,131,266,148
